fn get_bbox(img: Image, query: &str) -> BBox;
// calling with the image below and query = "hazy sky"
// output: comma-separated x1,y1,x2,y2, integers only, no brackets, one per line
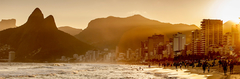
1,0,240,29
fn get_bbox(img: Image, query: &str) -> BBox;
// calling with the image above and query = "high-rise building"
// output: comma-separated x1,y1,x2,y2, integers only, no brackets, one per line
223,32,233,46
148,34,164,55
223,32,233,55
8,51,15,62
232,24,239,50
183,44,192,56
166,41,174,58
140,41,148,59
173,32,186,55
191,29,204,54
140,34,164,60
201,19,223,55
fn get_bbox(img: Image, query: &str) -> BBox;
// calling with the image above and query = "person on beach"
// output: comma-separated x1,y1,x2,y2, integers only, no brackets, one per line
219,59,222,68
162,63,164,67
184,62,187,68
191,62,195,68
207,62,211,73
174,62,178,69
212,61,215,67
202,61,207,73
229,60,234,74
222,60,228,75
179,62,182,69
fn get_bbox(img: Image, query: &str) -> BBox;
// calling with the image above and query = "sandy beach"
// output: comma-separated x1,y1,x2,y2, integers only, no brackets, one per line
160,64,240,79
0,62,213,79
0,62,239,79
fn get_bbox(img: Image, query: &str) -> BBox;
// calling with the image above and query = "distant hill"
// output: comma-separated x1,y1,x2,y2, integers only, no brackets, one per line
58,26,82,36
0,19,16,31
0,8,93,61
75,14,200,52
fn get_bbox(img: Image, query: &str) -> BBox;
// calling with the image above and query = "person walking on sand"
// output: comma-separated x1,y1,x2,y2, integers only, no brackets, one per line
229,60,234,74
207,62,211,73
179,62,182,69
222,60,228,75
174,62,178,69
202,61,207,73
192,62,195,68
219,59,222,68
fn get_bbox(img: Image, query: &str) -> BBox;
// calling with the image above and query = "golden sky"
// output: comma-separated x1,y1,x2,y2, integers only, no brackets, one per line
0,0,240,29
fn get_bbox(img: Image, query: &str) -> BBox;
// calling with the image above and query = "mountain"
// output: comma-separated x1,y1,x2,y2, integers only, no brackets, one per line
0,8,93,61
0,19,16,31
58,26,82,36
223,20,237,34
75,14,200,52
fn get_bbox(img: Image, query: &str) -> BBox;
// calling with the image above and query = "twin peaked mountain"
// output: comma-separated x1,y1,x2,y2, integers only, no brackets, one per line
0,8,93,61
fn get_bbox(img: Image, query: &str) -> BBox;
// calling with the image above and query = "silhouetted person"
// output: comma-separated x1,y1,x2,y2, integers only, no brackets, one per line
174,62,178,69
202,61,207,73
184,62,187,68
219,60,222,68
191,62,195,68
179,62,182,69
222,60,228,75
229,60,234,74
163,63,166,67
207,63,211,73
149,64,151,68
212,61,215,67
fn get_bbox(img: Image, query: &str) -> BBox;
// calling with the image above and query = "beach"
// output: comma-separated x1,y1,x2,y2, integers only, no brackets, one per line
0,62,239,79
160,64,240,79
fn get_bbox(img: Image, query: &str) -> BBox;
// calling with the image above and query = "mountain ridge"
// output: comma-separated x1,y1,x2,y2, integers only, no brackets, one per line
75,14,200,52
0,8,93,61
58,26,82,36
0,19,16,31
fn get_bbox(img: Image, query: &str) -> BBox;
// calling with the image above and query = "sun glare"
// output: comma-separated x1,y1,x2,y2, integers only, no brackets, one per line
216,0,240,24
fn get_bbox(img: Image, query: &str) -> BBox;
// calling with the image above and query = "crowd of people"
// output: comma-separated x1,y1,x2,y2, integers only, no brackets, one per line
201,59,235,75
152,59,236,75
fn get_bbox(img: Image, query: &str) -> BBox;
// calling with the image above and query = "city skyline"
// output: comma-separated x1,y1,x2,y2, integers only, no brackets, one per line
1,0,240,29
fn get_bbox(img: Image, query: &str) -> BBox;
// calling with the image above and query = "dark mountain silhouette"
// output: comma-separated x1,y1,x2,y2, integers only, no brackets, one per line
0,8,93,61
58,26,82,36
223,20,237,34
0,19,16,31
75,14,200,52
